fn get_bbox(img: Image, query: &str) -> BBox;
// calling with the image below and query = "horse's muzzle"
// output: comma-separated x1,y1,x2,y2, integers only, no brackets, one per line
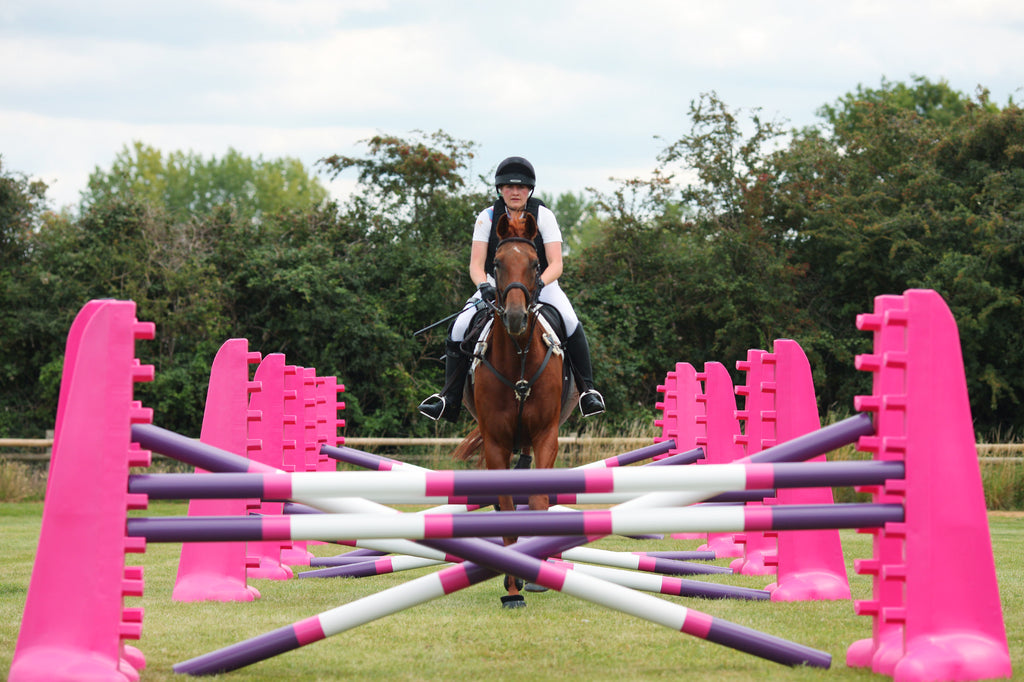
503,306,529,336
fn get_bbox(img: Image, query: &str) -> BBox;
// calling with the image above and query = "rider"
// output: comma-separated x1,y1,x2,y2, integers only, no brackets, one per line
418,156,606,422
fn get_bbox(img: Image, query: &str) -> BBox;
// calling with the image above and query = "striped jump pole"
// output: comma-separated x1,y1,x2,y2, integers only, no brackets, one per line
152,414,873,674
323,438,681,472
130,423,462,566
299,554,446,579
294,488,772,509
549,558,769,600
175,531,832,676
128,459,902,503
560,544,727,576
322,444,428,472
127,503,903,543
635,550,717,561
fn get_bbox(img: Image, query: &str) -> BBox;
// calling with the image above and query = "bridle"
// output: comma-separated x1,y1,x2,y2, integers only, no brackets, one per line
492,237,543,315
475,236,557,403
476,237,558,450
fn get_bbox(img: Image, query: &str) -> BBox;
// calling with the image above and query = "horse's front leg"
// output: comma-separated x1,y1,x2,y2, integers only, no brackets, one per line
484,440,526,609
528,429,559,511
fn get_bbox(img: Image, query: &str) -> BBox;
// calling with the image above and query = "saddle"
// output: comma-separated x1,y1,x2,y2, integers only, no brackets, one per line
462,304,577,412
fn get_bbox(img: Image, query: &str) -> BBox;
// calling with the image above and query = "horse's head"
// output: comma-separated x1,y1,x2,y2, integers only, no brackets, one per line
493,212,541,337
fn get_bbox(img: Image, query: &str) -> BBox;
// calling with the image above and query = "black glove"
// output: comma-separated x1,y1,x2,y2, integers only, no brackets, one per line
477,282,497,304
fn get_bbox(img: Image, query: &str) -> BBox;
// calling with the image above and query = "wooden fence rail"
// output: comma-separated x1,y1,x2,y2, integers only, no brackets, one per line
2,437,1022,463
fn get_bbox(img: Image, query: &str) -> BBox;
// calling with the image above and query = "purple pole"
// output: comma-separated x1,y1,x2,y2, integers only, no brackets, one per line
309,551,386,566
743,412,874,464
636,550,717,561
175,532,830,675
126,503,902,543
127,460,901,500
582,439,678,467
647,447,705,466
133,414,871,480
139,420,864,674
321,444,422,471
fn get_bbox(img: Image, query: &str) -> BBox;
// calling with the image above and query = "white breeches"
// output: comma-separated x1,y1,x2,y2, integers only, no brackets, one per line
451,279,579,342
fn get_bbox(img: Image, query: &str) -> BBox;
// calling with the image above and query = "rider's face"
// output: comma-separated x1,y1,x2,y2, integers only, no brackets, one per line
500,184,531,211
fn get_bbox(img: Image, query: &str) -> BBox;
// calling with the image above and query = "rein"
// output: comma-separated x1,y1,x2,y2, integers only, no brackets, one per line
476,236,553,453
476,310,557,404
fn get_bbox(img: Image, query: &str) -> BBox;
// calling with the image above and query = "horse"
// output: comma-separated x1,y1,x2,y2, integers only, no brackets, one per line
452,211,578,609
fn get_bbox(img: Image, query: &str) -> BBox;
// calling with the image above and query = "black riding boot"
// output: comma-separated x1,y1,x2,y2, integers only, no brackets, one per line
565,325,605,417
418,339,470,422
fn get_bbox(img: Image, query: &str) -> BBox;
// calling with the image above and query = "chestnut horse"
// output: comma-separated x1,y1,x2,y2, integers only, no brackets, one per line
453,211,577,608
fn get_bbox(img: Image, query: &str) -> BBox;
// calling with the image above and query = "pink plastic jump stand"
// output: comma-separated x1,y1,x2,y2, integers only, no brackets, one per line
279,365,315,566
763,339,850,602
246,353,294,580
696,362,745,558
730,349,778,576
654,362,707,539
10,300,154,681
172,338,263,601
847,290,1011,681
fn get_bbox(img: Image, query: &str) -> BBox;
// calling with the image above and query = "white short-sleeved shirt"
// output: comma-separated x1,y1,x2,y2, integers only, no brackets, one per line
472,204,563,244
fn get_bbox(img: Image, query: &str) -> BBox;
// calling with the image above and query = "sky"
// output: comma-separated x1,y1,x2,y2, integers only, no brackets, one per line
2,0,1023,212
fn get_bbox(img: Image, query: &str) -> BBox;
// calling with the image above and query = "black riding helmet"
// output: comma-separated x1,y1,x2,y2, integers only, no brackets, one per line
494,156,536,193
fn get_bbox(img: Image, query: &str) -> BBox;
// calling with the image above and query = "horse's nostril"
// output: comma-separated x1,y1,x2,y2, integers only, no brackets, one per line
505,309,528,336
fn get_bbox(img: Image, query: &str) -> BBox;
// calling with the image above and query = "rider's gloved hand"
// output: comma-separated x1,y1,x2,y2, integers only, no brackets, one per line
477,282,497,304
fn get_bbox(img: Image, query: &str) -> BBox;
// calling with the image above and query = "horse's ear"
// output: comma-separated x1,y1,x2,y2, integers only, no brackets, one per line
496,213,512,240
523,213,539,240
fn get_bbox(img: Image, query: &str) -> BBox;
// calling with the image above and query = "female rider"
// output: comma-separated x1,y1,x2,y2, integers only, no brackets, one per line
418,156,605,422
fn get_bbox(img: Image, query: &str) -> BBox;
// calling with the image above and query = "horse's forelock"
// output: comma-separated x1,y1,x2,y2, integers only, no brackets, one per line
508,212,526,235
507,212,537,240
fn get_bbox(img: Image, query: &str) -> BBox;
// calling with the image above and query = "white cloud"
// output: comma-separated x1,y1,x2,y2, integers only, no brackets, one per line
1,0,1022,213
0,110,373,209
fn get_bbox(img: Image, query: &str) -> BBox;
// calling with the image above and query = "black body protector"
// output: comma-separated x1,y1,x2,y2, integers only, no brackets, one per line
485,196,548,278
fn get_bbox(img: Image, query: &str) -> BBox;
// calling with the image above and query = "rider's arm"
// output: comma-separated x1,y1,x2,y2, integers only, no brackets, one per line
469,240,489,287
541,241,563,286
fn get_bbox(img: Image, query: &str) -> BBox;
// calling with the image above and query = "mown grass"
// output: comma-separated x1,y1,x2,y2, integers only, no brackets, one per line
2,501,1022,681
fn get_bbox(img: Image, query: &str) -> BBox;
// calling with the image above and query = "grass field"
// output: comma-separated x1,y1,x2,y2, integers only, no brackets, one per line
1,502,1022,681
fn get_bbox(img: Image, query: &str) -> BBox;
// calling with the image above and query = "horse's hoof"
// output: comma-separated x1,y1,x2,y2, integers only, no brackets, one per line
504,575,525,591
524,582,549,593
500,595,526,609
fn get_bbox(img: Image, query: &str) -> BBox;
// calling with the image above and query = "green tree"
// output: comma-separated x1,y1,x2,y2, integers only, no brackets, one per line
319,130,476,232
0,159,54,434
212,131,488,436
82,142,329,222
774,78,1024,429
